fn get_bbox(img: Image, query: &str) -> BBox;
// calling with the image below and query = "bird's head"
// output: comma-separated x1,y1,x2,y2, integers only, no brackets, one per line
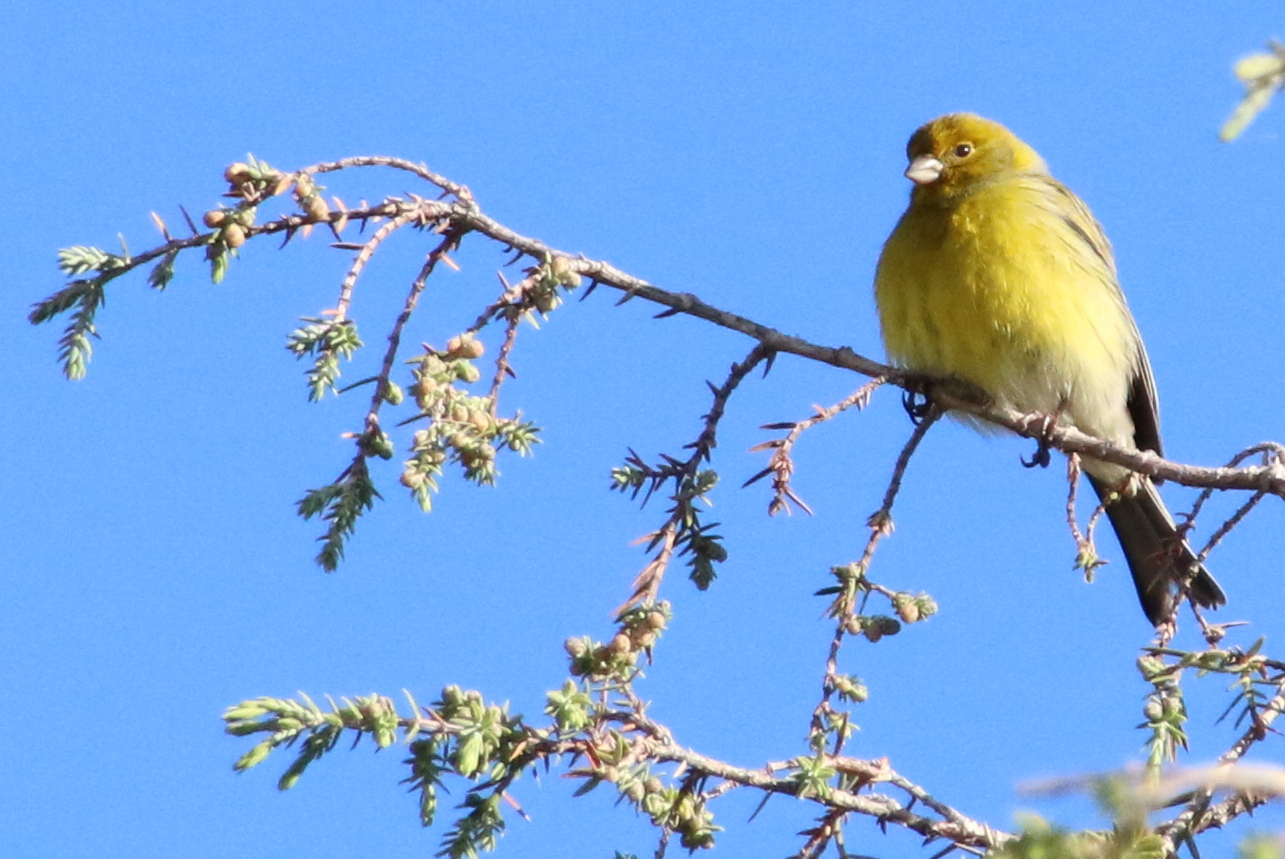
903,113,1047,202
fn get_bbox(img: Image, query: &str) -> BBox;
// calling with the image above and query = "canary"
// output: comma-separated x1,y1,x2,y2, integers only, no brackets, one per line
874,113,1224,626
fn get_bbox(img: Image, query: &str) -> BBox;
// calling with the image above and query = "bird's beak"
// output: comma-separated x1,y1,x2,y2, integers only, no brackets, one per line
904,155,944,185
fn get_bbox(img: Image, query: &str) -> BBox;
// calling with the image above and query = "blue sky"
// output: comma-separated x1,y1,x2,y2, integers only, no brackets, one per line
4,3,1285,857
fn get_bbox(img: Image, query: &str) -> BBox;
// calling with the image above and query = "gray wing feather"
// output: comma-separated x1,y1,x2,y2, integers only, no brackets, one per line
1041,177,1163,455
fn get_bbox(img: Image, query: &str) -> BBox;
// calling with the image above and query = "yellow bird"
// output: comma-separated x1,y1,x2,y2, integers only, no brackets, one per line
874,113,1224,626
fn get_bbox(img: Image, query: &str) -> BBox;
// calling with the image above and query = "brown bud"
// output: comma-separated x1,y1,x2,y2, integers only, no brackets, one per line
630,630,656,649
893,595,919,624
413,378,438,409
305,195,330,221
608,633,632,655
224,162,253,184
445,334,485,360
203,209,227,228
223,223,246,249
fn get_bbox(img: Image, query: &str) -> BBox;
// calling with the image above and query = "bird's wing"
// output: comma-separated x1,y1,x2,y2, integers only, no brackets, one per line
1127,343,1164,457
1042,177,1164,456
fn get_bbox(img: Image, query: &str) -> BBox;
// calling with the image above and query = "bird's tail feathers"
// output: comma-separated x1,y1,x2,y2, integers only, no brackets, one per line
1087,475,1225,626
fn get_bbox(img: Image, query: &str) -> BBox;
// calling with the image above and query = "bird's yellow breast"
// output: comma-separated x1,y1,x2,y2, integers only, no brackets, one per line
874,176,1138,442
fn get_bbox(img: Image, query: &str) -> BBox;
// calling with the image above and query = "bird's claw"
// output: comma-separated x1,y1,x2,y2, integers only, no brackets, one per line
1020,412,1058,469
1021,441,1052,469
901,389,934,426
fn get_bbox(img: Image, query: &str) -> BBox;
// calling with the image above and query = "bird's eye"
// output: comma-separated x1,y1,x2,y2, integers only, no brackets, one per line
954,143,973,158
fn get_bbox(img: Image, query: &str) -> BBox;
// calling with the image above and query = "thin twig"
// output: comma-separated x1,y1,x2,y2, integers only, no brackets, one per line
867,404,942,542
645,737,1009,851
618,344,772,611
620,522,678,613
363,228,464,422
1064,453,1108,581
334,209,432,323
1157,672,1285,850
810,406,942,744
304,155,473,201
38,179,1285,500
486,315,522,406
1197,490,1267,564
1186,442,1285,531
796,807,846,859
749,376,886,516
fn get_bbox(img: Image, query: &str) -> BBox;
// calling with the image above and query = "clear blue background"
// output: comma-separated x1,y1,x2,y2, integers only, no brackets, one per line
3,3,1284,857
